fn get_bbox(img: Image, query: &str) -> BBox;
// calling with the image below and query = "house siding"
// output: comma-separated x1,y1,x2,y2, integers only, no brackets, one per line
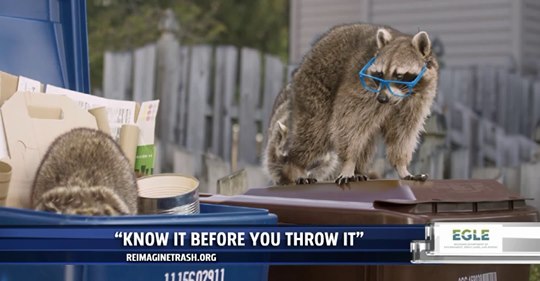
371,0,514,68
289,0,365,64
289,0,539,73
522,0,540,73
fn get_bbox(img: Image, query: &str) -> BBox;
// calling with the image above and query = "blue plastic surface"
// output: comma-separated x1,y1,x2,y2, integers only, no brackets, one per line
0,0,90,93
0,204,277,281
0,203,277,225
85,264,269,281
0,265,70,281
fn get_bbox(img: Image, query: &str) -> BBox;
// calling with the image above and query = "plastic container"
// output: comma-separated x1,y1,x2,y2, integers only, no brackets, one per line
202,179,539,281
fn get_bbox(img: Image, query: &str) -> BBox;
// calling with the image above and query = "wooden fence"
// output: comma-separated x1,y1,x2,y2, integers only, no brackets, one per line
101,26,285,191
438,67,540,139
437,66,540,170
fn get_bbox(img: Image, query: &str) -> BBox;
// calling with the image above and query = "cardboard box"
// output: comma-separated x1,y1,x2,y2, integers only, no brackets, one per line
1,91,97,208
0,71,18,106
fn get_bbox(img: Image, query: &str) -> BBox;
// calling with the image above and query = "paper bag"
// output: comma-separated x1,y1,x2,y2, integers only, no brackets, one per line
1,91,98,208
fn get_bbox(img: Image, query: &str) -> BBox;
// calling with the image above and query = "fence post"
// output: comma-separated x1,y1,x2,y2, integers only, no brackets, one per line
103,51,132,100
154,9,181,171
155,9,180,142
437,68,453,106
476,66,498,121
531,82,540,138
262,55,285,145
495,69,509,129
237,48,261,168
506,74,522,134
176,46,191,146
132,44,156,103
212,46,238,163
520,162,540,211
450,148,471,179
185,45,212,176
519,77,531,136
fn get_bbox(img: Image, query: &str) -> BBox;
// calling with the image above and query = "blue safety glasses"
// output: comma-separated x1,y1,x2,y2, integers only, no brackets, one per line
358,56,427,97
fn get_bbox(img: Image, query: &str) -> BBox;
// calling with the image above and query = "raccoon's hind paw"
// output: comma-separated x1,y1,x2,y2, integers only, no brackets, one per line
403,174,428,182
295,177,318,185
335,174,368,186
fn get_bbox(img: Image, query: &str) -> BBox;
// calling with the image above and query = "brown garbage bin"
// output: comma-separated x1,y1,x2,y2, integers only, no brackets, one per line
201,179,538,281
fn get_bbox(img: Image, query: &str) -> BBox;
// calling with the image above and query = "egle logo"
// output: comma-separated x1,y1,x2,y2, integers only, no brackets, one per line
452,229,490,241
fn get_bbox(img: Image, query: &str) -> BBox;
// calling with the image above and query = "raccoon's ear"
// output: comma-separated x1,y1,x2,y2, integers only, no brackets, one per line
277,121,288,134
412,31,432,57
376,28,392,49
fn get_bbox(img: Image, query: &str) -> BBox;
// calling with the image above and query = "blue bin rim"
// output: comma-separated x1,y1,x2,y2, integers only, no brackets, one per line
0,203,275,225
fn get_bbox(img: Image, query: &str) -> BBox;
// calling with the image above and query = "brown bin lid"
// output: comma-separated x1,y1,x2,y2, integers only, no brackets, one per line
245,179,528,204
239,179,534,214
202,179,537,224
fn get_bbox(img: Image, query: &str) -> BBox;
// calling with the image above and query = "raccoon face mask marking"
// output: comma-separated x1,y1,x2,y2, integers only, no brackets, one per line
358,56,427,98
359,29,436,103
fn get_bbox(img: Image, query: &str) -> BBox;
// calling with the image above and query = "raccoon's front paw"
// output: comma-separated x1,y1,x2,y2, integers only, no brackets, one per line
295,177,318,185
402,174,428,182
335,174,368,186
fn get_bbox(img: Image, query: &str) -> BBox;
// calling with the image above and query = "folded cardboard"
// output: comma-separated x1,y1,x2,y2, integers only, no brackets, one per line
1,91,97,208
0,71,18,106
45,84,137,140
17,76,43,93
0,160,12,206
45,84,159,174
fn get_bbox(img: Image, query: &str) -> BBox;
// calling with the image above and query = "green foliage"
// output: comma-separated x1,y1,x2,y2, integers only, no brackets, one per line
532,265,540,281
87,0,289,91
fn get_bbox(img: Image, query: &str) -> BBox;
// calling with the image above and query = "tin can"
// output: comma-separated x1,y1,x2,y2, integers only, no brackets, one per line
137,174,199,215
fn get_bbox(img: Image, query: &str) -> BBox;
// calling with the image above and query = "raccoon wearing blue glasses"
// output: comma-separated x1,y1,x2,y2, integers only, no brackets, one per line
268,23,438,186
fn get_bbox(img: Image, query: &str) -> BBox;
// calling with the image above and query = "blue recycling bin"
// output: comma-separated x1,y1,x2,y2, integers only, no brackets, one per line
0,1,278,280
0,204,277,281
0,0,90,93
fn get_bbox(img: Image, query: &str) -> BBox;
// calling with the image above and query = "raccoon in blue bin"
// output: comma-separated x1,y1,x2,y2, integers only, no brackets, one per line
31,128,138,215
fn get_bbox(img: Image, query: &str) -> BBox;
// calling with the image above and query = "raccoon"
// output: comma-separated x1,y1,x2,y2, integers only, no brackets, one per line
31,128,138,215
262,84,291,185
263,83,339,185
280,23,439,185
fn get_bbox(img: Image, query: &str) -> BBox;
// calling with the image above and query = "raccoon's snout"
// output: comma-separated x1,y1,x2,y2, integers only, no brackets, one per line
377,94,389,104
